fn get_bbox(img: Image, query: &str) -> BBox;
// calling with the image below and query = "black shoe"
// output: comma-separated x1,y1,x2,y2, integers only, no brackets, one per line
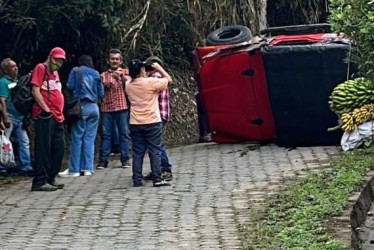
162,171,173,181
121,160,131,168
133,181,143,187
49,182,65,189
96,162,108,170
31,183,58,191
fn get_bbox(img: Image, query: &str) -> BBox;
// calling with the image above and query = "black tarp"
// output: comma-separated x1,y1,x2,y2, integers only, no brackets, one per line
262,42,355,147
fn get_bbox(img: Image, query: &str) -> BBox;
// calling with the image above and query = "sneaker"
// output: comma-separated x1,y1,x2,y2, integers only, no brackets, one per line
59,169,69,175
153,180,171,187
31,183,58,191
162,171,173,181
83,171,93,176
96,162,108,170
121,160,131,168
49,182,65,189
58,172,80,178
199,133,212,143
133,181,143,187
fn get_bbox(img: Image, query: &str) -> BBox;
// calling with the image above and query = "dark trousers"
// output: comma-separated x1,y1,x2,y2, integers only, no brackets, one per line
160,120,172,172
195,92,210,138
130,122,162,183
32,116,65,188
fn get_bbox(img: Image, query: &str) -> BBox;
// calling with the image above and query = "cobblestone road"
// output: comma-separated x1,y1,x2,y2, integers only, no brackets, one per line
0,143,340,250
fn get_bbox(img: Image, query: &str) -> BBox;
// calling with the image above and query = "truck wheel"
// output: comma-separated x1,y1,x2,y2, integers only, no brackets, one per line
206,25,252,45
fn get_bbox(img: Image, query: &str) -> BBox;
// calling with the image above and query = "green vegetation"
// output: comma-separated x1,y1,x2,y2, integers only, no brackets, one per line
329,0,374,80
247,146,374,249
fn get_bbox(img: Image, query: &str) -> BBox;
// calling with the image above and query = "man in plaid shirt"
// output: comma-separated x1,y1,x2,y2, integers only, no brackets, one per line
144,56,173,181
97,49,131,169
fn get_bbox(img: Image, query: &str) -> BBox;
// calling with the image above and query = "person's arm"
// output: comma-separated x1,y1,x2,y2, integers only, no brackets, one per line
32,85,50,112
0,97,9,128
97,73,104,99
152,63,172,84
101,72,114,89
66,67,77,90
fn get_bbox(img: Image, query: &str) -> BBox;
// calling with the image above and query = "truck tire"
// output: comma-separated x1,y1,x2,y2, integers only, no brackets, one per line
206,25,252,45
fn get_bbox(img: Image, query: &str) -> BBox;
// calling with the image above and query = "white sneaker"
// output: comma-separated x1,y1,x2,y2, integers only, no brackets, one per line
58,172,80,178
59,169,69,175
83,171,93,176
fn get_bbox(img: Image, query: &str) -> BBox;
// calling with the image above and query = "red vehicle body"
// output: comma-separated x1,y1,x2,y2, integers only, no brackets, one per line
193,24,353,146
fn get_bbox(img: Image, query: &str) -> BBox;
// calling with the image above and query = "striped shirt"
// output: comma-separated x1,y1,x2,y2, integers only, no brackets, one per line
100,68,130,112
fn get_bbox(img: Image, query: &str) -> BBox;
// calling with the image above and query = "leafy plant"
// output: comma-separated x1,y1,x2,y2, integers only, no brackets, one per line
329,0,374,80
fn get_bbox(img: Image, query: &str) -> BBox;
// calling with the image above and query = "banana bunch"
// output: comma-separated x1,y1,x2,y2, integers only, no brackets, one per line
329,78,374,114
340,103,374,132
341,113,355,132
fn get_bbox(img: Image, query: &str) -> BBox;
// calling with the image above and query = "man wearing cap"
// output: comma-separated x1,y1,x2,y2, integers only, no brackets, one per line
143,56,173,181
30,47,66,191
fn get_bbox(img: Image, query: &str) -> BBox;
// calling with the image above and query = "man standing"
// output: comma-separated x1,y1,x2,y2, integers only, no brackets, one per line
0,58,33,175
97,49,131,169
144,56,172,181
31,47,66,191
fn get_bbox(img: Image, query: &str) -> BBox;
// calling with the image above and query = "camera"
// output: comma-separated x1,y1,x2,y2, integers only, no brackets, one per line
144,64,154,72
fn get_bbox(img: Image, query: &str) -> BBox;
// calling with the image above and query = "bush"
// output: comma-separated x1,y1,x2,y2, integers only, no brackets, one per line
329,0,374,80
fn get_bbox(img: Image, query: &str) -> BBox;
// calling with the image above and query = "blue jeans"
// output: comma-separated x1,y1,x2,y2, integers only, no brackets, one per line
111,121,120,152
160,120,172,172
5,117,31,171
130,122,162,183
68,101,100,173
99,110,130,164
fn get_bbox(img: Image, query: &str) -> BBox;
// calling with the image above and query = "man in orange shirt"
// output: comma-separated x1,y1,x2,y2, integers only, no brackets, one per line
126,59,172,187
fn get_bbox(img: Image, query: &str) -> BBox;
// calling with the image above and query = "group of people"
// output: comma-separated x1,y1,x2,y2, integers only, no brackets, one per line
0,47,173,191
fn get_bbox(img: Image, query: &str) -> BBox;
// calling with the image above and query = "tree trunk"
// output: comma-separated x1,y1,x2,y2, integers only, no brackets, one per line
248,0,267,35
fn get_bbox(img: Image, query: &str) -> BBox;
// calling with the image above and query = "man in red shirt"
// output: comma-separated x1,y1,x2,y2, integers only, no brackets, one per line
97,49,131,169
30,47,66,191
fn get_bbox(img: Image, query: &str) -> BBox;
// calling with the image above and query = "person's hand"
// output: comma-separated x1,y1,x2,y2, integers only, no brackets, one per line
104,82,114,89
3,118,10,128
151,62,162,72
0,122,5,131
112,69,123,80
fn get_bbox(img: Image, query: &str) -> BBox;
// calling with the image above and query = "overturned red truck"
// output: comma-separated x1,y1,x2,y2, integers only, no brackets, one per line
193,24,355,147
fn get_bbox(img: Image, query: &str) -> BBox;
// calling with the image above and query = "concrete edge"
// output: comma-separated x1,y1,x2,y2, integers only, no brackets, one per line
350,170,374,250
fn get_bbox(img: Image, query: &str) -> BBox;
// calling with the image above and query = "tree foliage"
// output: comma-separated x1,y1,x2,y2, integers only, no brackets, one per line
329,0,374,80
267,0,328,27
0,0,331,144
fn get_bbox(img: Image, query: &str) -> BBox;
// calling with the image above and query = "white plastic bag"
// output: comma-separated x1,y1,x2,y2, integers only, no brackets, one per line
0,131,14,167
341,121,374,151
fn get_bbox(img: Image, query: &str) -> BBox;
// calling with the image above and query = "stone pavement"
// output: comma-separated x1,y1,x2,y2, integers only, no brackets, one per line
0,142,340,250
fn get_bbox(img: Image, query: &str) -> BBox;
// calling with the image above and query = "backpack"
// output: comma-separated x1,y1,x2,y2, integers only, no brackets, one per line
12,64,47,116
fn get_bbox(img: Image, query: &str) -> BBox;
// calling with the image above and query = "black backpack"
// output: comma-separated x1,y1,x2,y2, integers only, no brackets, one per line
12,64,47,116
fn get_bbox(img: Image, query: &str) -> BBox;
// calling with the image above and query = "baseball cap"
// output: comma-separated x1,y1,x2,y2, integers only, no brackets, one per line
145,56,163,65
128,59,146,78
49,47,66,60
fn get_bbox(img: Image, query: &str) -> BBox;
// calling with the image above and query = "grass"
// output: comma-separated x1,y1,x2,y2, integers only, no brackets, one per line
0,173,30,186
247,146,374,250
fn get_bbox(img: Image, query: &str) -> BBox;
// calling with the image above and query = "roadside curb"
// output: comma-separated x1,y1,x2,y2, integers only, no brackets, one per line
350,170,374,249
